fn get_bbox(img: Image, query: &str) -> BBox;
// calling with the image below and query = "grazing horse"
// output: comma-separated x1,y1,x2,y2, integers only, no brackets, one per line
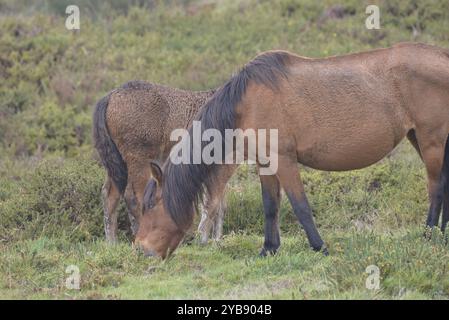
135,43,449,258
93,81,227,243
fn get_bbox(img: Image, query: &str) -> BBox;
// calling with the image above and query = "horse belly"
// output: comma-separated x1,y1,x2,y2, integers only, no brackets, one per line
296,120,406,171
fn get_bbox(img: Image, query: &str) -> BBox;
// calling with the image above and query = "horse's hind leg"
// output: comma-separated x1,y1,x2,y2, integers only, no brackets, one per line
276,156,326,254
407,129,423,160
124,162,152,236
259,173,281,256
102,175,121,243
443,190,449,233
416,132,446,230
124,185,140,236
441,137,449,233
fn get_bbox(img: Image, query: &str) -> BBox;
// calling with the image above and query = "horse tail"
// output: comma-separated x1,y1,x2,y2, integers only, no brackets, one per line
93,92,128,194
162,51,292,230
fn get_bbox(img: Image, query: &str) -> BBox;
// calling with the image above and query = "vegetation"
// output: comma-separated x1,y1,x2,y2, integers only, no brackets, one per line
0,0,448,299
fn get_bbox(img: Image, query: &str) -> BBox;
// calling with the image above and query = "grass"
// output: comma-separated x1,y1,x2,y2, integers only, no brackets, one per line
1,229,448,299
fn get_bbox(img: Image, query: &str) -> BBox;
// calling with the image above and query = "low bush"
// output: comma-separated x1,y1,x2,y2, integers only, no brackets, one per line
0,157,129,243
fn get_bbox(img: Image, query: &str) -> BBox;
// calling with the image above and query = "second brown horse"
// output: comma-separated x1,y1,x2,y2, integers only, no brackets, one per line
93,81,226,243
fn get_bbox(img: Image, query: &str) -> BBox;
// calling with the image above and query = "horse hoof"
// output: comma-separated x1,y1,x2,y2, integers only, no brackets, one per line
312,245,329,256
423,226,439,240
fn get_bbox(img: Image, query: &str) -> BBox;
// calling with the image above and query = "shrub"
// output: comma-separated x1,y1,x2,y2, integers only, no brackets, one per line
22,101,91,156
0,157,129,242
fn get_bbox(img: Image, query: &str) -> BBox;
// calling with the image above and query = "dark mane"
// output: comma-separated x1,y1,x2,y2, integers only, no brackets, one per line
161,51,292,230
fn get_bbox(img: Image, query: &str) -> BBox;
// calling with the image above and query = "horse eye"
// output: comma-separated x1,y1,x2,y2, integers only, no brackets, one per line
147,200,156,210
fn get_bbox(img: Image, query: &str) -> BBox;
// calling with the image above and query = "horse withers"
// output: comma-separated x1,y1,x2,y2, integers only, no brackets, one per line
135,43,449,258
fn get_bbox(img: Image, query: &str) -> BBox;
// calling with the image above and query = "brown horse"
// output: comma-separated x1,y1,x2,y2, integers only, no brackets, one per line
92,81,227,243
135,42,449,258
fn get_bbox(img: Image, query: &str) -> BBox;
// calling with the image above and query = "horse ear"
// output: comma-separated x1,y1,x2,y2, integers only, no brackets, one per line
149,161,163,185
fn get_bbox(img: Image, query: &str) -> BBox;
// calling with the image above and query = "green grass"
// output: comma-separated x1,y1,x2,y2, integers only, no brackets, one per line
1,229,448,299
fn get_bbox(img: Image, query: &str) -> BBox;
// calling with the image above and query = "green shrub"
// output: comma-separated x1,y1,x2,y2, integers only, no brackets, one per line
0,157,128,242
22,101,91,156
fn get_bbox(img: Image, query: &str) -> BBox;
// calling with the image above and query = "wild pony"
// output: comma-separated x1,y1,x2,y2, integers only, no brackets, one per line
135,43,449,258
93,81,227,243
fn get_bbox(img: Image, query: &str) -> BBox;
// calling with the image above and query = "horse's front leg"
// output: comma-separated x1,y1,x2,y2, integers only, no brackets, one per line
198,192,228,244
276,156,327,254
198,165,236,243
211,195,227,241
102,175,121,243
198,197,213,244
259,173,281,256
443,196,449,233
